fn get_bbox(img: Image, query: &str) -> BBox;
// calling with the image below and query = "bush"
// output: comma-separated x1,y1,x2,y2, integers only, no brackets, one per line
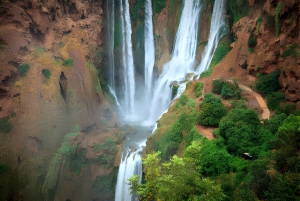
266,91,285,111
178,94,188,106
62,58,73,67
154,0,167,14
0,117,13,133
248,34,257,49
186,127,201,147
198,93,227,126
0,164,8,174
227,0,249,25
281,44,299,58
213,79,242,99
255,70,281,95
17,63,30,77
42,69,51,79
69,149,88,175
195,82,204,98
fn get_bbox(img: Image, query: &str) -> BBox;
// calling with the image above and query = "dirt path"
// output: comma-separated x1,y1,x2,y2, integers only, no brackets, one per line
196,78,270,140
238,84,270,120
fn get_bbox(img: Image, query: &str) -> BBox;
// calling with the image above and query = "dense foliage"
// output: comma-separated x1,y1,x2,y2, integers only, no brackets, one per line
198,93,227,126
153,0,166,14
227,0,249,25
129,152,225,201
255,70,281,95
195,82,203,98
212,79,242,99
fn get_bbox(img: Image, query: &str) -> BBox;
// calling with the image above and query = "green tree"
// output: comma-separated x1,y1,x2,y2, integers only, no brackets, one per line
198,93,227,126
129,151,225,200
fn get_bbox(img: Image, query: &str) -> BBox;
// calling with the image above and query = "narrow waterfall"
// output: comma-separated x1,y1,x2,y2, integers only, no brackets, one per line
144,0,155,102
196,0,227,74
115,147,143,201
146,0,202,125
107,0,115,90
120,0,135,116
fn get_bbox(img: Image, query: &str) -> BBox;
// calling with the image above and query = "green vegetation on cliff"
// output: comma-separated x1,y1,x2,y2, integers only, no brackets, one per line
227,0,249,25
200,40,231,78
17,63,30,77
134,76,300,200
153,0,167,14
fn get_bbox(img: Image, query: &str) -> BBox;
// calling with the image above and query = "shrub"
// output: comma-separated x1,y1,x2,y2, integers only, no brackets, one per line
227,0,249,25
213,79,242,99
280,44,299,58
275,2,283,37
195,82,204,98
62,58,73,67
248,34,257,49
255,70,281,95
0,117,13,133
256,14,262,33
69,149,88,175
154,0,167,14
266,91,285,111
178,94,188,106
42,69,51,79
198,93,227,126
17,63,30,77
186,127,201,147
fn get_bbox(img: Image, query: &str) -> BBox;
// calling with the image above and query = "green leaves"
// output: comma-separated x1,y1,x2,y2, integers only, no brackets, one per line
129,151,225,200
17,63,30,77
198,93,227,126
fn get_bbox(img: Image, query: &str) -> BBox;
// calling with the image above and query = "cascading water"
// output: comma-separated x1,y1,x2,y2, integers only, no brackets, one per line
120,0,135,116
114,0,227,200
115,147,143,201
144,0,155,102
196,0,227,74
146,0,202,125
107,0,115,90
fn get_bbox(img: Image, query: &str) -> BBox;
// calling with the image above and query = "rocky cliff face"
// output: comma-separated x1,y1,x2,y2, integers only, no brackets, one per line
0,0,124,200
210,0,300,108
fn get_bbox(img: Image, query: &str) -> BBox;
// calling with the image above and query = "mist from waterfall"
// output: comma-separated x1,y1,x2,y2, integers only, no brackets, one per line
144,0,155,103
120,0,136,116
196,0,227,74
146,0,202,125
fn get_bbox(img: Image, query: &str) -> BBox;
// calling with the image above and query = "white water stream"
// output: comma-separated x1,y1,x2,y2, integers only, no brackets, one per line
144,0,155,104
120,0,136,116
114,0,227,200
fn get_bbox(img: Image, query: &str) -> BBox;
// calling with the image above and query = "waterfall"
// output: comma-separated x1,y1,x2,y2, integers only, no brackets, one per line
146,0,202,125
196,0,227,74
107,0,115,90
144,0,155,102
115,147,143,201
114,0,227,200
120,0,136,116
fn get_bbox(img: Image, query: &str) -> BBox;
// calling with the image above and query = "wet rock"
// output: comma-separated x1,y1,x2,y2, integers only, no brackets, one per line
121,124,137,135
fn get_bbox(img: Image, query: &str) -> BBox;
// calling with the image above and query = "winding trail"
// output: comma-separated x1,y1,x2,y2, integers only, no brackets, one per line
197,78,270,140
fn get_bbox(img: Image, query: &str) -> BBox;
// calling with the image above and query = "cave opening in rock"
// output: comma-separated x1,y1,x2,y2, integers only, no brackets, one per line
59,71,67,101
